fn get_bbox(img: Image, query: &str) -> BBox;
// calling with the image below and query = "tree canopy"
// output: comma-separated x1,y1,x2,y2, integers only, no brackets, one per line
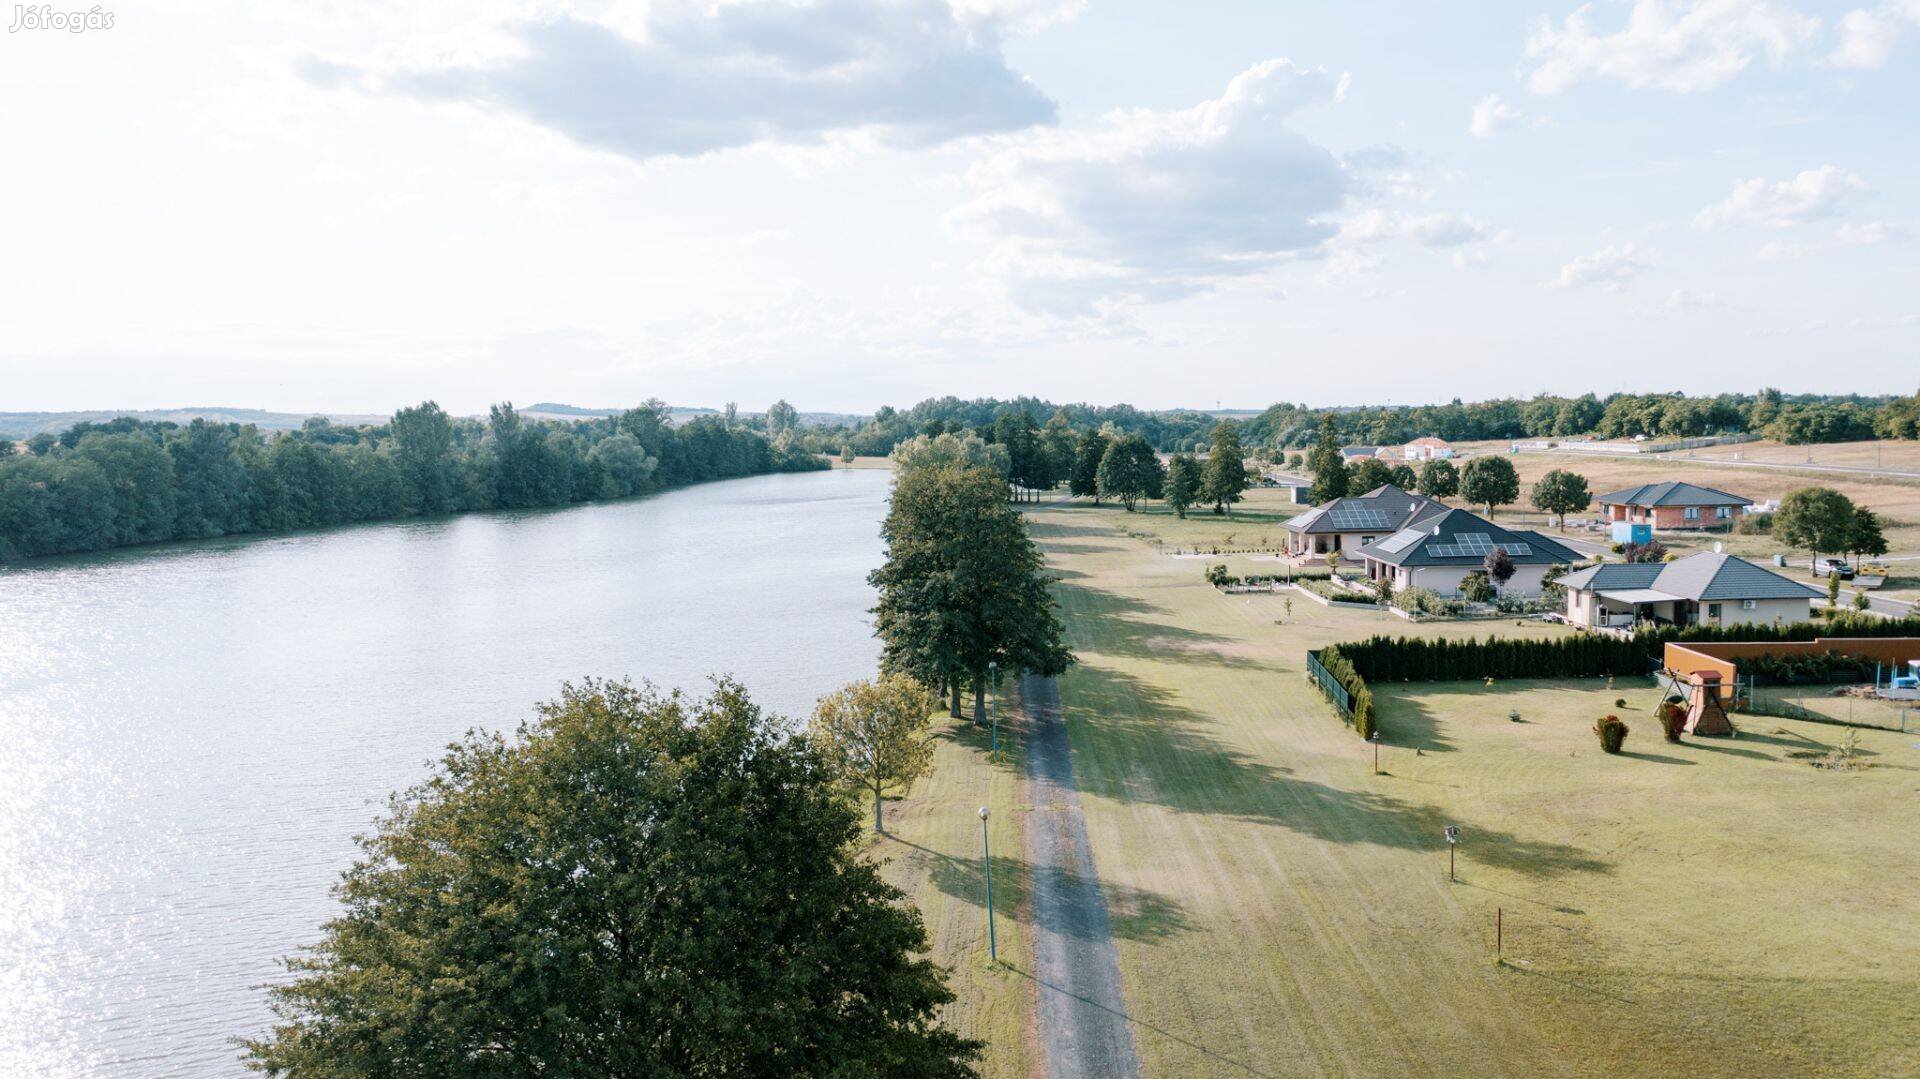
870,464,1073,721
1774,487,1857,564
1163,454,1200,519
1416,458,1458,499
244,678,979,1076
812,673,942,833
1529,469,1591,529
1201,422,1249,514
1097,433,1164,511
1069,428,1109,503
1459,455,1521,517
1306,415,1348,504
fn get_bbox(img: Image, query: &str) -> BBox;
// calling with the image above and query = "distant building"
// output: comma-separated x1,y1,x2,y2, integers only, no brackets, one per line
1595,481,1753,532
1284,484,1436,557
1339,446,1379,462
1557,552,1821,630
1402,437,1455,462
1353,506,1580,597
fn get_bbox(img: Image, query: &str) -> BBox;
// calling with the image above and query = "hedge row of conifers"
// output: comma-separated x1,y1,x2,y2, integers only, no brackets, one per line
1309,612,1920,740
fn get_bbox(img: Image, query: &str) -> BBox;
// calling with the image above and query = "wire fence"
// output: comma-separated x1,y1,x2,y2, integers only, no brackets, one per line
1739,682,1919,732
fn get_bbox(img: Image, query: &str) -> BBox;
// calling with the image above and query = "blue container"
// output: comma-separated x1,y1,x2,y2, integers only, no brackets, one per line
1611,522,1652,545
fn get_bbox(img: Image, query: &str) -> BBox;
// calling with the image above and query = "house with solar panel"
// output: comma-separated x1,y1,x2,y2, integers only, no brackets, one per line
1353,506,1581,597
1282,485,1438,558
1595,481,1753,533
1555,551,1821,629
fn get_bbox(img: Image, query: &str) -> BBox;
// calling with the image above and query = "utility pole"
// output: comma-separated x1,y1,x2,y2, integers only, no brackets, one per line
979,807,996,962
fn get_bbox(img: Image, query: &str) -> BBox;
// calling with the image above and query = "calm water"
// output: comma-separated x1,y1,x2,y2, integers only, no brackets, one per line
0,468,890,1076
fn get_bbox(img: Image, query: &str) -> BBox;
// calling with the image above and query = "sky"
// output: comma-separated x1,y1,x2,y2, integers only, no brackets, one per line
1,0,1916,416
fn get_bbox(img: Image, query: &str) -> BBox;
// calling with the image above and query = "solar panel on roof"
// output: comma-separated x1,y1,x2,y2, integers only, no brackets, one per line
1500,543,1531,556
1327,507,1390,530
1450,533,1493,555
1375,528,1425,553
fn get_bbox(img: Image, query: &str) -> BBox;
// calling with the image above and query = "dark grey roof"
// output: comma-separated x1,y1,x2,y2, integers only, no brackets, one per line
1284,484,1432,535
1559,552,1822,602
1594,481,1753,508
1354,507,1582,567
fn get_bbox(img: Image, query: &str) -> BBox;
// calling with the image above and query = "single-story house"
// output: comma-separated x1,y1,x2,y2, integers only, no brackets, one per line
1340,446,1380,463
1403,436,1455,461
1353,506,1581,597
1595,481,1752,532
1556,552,1821,630
1284,484,1437,557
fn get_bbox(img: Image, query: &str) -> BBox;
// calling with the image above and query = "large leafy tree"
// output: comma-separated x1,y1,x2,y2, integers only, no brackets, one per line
1416,458,1458,499
766,398,799,434
812,673,941,833
1096,433,1163,511
1200,422,1249,515
1306,414,1348,503
1069,428,1109,502
870,465,1073,721
1847,505,1888,566
1348,457,1394,493
244,678,979,1076
1774,486,1857,571
1459,455,1521,517
1529,469,1591,530
1164,453,1201,519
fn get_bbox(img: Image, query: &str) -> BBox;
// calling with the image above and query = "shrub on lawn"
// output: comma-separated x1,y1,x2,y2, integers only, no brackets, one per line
1594,715,1630,754
1460,572,1496,603
1656,699,1686,742
1205,563,1230,587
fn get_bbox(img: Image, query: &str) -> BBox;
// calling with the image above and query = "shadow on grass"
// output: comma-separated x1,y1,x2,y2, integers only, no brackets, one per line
882,834,1193,944
1060,660,1610,880
1000,963,1283,1078
1053,579,1266,670
1369,694,1459,754
1620,750,1698,765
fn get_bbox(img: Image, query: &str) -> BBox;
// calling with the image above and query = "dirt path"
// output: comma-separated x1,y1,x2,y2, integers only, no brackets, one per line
1019,673,1142,1079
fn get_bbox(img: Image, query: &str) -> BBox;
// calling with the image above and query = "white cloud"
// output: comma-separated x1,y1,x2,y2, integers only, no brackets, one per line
1550,243,1656,290
1828,2,1920,66
1757,238,1815,260
1469,94,1525,137
1693,165,1866,228
953,58,1353,316
1836,220,1902,244
1340,210,1493,247
314,1,1057,161
1525,0,1819,94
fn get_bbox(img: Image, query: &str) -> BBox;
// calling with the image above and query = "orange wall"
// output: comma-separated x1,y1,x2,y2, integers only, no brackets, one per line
1665,638,1920,682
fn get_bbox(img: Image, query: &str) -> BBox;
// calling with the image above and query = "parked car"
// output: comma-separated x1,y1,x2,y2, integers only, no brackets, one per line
1818,558,1855,580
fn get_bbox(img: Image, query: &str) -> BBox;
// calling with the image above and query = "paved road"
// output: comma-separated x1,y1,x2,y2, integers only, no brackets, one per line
1020,674,1142,1079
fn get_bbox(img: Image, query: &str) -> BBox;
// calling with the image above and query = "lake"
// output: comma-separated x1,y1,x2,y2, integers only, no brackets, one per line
0,468,891,1076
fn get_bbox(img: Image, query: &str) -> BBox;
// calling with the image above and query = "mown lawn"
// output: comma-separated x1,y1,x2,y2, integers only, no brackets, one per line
1019,497,1920,1077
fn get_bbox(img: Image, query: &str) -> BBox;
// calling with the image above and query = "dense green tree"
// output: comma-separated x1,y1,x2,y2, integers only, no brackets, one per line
1483,547,1516,590
1306,414,1348,503
587,433,659,498
890,431,1010,478
1164,453,1200,518
1416,458,1458,499
244,678,979,1076
25,432,57,456
1348,457,1394,492
1459,455,1521,517
1386,462,1418,490
1846,505,1888,566
1040,410,1079,491
869,465,1073,722
1529,469,1591,529
1095,433,1164,511
1069,428,1109,502
766,398,799,435
1774,487,1857,570
1201,422,1249,515
811,673,941,833
391,401,459,514
76,432,178,546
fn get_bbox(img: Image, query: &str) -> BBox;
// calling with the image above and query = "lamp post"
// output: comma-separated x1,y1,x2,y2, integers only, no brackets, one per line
1370,730,1381,774
1445,824,1460,882
978,806,997,962
988,661,999,755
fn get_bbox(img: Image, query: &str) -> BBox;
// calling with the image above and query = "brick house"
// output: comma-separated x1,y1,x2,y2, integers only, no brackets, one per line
1594,481,1753,532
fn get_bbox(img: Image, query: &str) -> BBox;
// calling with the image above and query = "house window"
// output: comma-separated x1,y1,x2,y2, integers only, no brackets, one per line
1716,506,1731,519
1684,506,1700,520
1707,602,1723,621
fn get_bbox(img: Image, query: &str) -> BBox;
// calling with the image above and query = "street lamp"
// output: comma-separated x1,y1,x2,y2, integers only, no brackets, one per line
1444,824,1460,882
988,661,999,754
1370,729,1381,774
978,806,997,961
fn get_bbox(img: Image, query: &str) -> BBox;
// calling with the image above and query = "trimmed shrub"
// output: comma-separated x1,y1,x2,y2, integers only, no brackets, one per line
1460,572,1496,603
1656,699,1686,742
1594,715,1630,754
1315,645,1375,740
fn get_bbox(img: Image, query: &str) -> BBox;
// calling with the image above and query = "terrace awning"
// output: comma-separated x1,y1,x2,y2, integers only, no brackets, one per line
1595,588,1681,604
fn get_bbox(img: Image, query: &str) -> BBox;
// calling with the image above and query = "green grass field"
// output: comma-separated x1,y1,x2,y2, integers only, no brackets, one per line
891,495,1920,1077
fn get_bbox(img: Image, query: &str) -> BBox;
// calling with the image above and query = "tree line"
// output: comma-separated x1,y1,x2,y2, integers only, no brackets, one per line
0,400,824,562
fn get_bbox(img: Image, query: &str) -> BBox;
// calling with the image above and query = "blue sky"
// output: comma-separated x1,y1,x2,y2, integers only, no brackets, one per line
1,0,1914,414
